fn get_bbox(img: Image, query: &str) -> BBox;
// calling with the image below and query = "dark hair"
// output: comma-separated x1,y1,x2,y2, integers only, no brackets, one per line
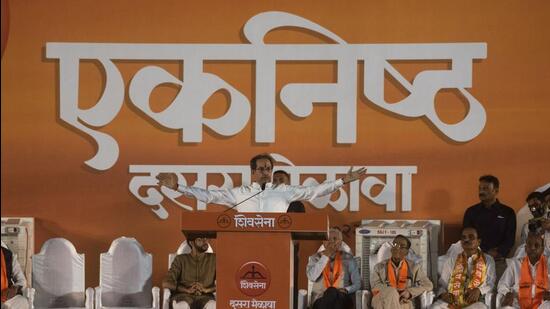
527,222,544,239
250,153,274,170
394,234,411,249
273,170,290,177
461,226,479,238
543,187,550,199
526,191,544,203
479,175,499,189
528,219,544,235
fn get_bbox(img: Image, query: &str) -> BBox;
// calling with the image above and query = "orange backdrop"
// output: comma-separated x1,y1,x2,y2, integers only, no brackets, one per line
1,0,550,288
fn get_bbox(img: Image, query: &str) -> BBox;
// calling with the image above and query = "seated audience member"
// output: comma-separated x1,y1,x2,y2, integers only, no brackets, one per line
498,230,549,309
306,228,361,309
1,245,29,309
272,170,305,213
431,227,496,309
163,236,215,309
463,175,516,280
520,192,547,245
370,235,433,309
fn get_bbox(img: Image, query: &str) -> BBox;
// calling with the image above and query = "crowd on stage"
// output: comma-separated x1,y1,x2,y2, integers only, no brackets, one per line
2,154,549,309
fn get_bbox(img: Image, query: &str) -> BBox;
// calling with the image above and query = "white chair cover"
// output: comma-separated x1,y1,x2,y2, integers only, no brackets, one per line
96,237,159,309
31,238,93,309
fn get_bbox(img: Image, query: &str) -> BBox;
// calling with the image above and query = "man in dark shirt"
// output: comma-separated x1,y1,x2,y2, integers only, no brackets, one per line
163,236,216,309
463,174,516,280
272,170,306,213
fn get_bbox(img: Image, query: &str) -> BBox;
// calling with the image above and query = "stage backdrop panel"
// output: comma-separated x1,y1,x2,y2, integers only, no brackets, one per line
1,0,549,288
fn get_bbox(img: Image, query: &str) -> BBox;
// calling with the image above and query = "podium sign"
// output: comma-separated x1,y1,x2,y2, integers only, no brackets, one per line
181,212,328,309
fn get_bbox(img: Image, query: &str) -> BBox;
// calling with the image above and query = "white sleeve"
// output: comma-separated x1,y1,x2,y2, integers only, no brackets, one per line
306,254,329,282
497,261,515,296
177,185,237,206
286,179,344,202
437,257,453,296
11,253,28,287
479,254,496,295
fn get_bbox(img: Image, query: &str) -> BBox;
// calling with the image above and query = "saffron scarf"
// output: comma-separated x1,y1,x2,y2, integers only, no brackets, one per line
322,252,343,288
387,260,408,290
1,249,8,302
519,255,548,309
447,250,487,308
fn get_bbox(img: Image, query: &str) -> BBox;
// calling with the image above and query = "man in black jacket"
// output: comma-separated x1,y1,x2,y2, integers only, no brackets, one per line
463,174,516,280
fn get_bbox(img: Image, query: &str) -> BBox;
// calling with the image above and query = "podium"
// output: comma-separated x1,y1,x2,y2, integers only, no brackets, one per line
181,212,329,309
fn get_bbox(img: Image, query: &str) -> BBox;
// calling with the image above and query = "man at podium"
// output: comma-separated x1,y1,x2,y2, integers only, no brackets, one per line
157,153,366,212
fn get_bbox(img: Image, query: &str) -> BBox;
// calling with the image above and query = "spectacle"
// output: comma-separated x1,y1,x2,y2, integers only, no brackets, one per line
254,167,272,173
391,243,409,250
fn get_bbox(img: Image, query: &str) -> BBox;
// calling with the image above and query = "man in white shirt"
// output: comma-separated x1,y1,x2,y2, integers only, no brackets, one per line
498,232,550,309
157,153,366,212
1,245,29,309
430,227,496,309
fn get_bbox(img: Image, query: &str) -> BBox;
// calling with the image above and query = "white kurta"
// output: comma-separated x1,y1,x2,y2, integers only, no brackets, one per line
177,179,344,212
497,255,550,309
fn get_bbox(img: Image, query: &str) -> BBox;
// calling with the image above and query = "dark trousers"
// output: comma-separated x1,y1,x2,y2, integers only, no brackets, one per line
312,287,354,309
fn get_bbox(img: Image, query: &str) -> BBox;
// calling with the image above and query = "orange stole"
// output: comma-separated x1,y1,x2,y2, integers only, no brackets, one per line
322,252,343,288
388,260,409,290
519,255,548,309
1,249,8,302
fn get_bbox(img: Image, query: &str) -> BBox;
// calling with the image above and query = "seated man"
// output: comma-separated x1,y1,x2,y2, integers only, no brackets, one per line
370,235,433,309
306,228,361,309
163,235,215,309
498,231,550,309
1,245,29,309
431,227,496,309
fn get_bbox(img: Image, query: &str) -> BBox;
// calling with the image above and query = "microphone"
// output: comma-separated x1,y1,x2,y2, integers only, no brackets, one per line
223,182,270,213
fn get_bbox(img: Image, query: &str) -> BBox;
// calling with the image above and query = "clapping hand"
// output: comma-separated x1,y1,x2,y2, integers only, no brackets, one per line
501,292,514,306
156,173,178,190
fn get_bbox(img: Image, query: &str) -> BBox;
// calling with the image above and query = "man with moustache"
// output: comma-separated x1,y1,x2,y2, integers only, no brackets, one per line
370,235,433,309
498,230,550,309
463,175,516,279
162,236,216,309
157,153,366,212
430,227,496,309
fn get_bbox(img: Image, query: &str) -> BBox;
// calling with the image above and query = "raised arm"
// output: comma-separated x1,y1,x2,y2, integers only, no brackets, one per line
157,173,237,206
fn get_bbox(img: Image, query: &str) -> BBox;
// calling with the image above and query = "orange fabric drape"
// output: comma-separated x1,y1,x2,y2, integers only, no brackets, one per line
519,255,548,309
387,260,408,290
322,252,343,288
1,249,9,302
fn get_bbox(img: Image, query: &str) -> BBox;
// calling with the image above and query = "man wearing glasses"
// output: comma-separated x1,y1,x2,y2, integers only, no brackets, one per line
370,235,433,309
157,153,366,212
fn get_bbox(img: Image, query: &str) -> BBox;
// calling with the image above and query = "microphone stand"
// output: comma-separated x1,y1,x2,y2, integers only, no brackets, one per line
223,183,277,213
